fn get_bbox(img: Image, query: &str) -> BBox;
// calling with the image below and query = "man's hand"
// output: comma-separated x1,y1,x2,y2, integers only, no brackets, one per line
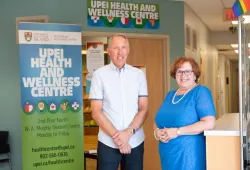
113,129,132,148
118,143,131,154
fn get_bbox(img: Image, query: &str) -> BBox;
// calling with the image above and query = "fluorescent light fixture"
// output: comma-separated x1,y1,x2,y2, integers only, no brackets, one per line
232,15,250,25
231,44,250,48
82,50,108,55
231,44,238,48
234,50,250,54
232,21,238,25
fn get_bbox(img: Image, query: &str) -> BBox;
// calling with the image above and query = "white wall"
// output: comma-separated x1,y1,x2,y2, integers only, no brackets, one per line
211,31,238,45
218,55,232,117
184,3,218,112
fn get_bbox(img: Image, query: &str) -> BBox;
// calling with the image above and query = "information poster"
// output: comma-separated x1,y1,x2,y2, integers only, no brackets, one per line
19,22,83,170
86,42,104,73
85,42,104,94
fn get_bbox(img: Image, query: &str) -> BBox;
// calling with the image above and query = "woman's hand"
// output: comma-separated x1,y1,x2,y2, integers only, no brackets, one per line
154,128,169,143
163,128,178,142
154,128,164,140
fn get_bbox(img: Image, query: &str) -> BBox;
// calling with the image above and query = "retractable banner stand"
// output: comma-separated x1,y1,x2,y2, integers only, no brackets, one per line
19,22,83,170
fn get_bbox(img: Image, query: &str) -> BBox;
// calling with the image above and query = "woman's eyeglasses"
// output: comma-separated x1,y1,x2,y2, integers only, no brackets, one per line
176,70,193,76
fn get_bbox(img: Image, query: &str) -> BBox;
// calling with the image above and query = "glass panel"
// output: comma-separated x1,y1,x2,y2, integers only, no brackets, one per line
82,38,109,136
246,26,250,169
241,20,250,169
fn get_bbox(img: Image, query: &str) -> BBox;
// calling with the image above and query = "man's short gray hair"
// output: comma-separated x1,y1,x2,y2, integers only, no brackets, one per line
107,33,129,48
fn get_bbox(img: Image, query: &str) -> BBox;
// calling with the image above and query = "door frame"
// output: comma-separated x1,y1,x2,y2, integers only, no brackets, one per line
82,31,170,96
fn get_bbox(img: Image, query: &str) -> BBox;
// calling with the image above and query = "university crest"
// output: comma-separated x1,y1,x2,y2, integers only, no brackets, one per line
24,32,32,42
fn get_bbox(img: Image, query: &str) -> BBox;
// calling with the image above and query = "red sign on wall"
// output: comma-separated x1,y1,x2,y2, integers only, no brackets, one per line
224,8,237,21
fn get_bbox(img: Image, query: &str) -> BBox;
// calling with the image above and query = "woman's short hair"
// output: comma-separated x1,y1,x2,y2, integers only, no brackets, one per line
170,56,201,81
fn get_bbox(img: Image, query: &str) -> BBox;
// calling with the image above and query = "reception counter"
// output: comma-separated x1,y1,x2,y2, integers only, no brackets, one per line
204,113,246,170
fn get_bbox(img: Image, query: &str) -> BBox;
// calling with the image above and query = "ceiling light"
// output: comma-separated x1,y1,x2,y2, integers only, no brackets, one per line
231,44,250,48
232,21,238,25
231,44,238,48
232,15,250,25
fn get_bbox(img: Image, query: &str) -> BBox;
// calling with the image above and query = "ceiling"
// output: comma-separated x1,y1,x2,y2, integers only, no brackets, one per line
184,0,236,31
215,45,238,60
184,0,239,60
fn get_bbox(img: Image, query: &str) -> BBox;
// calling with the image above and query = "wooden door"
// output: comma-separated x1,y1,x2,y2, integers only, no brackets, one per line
127,38,165,170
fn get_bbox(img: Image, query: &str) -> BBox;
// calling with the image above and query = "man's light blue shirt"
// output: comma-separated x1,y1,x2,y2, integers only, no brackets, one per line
89,62,148,148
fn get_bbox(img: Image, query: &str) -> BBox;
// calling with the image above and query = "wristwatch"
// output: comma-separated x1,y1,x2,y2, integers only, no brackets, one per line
176,128,182,136
128,127,136,134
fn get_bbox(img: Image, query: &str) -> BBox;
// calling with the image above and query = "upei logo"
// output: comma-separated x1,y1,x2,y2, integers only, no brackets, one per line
24,32,32,42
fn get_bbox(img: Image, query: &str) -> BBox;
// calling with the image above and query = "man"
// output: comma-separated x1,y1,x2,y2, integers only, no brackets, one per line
89,33,148,170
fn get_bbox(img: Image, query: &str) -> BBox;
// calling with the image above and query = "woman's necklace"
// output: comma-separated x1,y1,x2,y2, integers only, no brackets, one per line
172,83,197,104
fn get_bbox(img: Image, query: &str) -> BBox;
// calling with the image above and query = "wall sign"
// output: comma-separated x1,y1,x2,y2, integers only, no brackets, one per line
224,8,237,21
87,0,159,29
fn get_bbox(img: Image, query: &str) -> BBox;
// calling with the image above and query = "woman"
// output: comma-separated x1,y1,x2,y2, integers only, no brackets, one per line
154,57,216,170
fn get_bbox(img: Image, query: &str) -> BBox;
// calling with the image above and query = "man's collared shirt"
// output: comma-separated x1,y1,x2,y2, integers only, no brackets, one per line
89,62,148,148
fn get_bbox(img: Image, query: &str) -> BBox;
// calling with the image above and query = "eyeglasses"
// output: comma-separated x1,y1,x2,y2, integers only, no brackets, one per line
176,70,193,76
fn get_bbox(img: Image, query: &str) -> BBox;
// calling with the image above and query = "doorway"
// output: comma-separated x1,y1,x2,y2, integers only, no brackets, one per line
82,32,170,170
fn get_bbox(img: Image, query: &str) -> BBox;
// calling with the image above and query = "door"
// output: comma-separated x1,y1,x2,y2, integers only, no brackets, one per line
199,48,206,86
225,62,230,113
215,55,221,118
127,38,165,170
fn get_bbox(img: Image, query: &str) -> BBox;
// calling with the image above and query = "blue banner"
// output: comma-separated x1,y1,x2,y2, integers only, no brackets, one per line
19,23,83,170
